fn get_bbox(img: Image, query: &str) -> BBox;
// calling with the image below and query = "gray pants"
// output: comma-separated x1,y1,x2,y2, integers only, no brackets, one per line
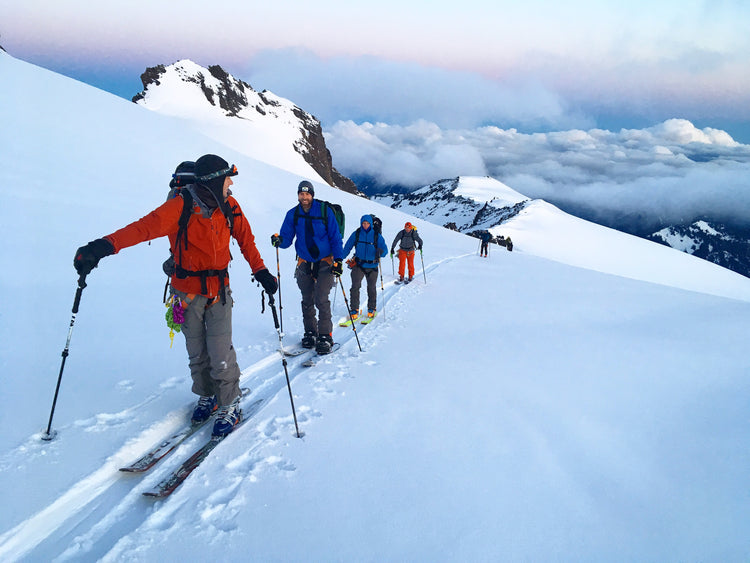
350,266,379,312
295,260,336,336
178,289,241,407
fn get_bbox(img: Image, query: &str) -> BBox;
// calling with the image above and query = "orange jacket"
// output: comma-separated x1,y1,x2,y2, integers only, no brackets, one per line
104,194,266,298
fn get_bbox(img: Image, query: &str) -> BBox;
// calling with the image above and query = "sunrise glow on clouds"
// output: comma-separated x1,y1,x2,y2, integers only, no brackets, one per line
3,0,748,123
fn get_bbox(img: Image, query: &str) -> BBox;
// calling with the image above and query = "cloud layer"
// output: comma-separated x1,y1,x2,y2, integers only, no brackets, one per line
325,118,750,232
241,50,585,132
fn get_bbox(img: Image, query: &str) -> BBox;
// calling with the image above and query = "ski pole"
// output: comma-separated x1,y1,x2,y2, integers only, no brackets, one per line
43,274,87,441
420,249,427,284
337,276,362,351
332,269,338,313
267,291,302,438
377,256,385,320
275,246,284,334
391,252,394,276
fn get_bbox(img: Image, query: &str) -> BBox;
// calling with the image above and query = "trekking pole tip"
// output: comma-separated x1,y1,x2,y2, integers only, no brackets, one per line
40,429,58,442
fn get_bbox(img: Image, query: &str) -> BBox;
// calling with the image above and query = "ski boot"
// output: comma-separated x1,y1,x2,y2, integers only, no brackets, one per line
212,397,241,437
191,395,217,425
316,333,334,355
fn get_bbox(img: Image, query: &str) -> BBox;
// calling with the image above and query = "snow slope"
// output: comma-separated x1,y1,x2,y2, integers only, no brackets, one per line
1,51,749,561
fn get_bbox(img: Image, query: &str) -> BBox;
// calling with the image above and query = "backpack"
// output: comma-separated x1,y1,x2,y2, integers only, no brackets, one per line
293,200,345,239
355,214,383,245
371,214,382,235
163,174,239,296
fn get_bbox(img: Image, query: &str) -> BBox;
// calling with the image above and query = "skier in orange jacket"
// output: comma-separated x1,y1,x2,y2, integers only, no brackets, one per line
73,154,277,436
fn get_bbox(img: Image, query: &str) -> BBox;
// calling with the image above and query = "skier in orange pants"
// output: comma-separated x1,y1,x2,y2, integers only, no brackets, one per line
390,222,423,283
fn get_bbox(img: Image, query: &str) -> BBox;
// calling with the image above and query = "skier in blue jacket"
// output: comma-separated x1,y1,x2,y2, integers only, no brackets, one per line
342,214,387,320
272,181,344,354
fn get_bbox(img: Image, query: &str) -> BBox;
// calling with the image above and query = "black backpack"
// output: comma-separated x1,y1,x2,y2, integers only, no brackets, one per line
355,214,383,245
371,214,382,235
163,163,239,300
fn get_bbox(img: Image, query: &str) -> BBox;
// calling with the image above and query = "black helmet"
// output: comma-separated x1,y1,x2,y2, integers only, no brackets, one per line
169,160,195,188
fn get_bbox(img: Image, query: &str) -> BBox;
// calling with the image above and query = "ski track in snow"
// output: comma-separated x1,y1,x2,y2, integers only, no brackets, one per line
0,254,458,562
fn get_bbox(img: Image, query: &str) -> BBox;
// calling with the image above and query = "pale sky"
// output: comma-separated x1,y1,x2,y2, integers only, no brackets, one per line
3,0,750,139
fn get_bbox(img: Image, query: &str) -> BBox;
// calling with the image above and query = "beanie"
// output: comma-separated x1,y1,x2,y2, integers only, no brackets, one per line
298,180,315,196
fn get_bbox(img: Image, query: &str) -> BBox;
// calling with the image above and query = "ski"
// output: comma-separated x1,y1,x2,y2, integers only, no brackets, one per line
301,342,342,367
120,388,250,474
142,398,265,498
360,312,377,325
120,424,203,473
281,346,308,357
338,310,361,327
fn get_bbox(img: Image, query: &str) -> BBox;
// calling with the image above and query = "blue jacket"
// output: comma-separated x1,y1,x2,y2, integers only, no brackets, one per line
278,200,344,262
343,215,387,269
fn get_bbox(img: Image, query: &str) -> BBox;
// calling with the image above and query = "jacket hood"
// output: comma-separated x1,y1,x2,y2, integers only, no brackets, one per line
360,214,373,229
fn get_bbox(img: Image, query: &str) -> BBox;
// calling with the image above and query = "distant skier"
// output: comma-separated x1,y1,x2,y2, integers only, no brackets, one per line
479,230,492,257
271,181,344,354
342,214,388,320
391,222,423,283
73,154,278,437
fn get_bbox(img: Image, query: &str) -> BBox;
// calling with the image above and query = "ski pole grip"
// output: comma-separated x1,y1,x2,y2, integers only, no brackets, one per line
268,293,281,329
72,274,87,314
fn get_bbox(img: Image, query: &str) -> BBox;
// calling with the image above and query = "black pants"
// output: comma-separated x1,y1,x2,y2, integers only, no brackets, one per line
350,265,379,312
295,260,336,336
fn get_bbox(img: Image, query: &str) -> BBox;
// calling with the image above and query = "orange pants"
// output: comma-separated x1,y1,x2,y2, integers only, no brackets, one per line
398,249,416,278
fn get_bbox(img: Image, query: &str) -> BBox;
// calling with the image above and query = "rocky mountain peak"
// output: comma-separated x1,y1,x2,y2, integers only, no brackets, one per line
132,60,358,195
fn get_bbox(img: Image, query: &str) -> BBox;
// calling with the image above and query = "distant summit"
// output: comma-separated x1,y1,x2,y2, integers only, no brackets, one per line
374,176,530,238
649,220,750,278
132,60,358,195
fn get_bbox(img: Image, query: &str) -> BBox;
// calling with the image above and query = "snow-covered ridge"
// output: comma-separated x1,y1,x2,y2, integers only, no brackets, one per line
378,176,750,301
133,59,358,194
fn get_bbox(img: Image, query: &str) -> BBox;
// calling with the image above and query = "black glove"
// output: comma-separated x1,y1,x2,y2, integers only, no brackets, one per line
271,233,282,248
331,259,343,277
74,238,115,276
254,268,278,294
